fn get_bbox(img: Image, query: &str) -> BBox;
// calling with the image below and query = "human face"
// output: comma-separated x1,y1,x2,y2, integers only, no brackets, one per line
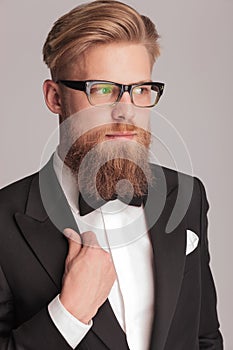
43,43,155,197
43,43,153,159
59,43,152,142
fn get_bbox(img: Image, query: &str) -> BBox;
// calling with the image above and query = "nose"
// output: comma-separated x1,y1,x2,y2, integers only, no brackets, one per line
111,92,135,122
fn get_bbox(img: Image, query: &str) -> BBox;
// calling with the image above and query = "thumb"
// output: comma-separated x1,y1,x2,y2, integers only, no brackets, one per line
81,231,101,249
63,228,82,258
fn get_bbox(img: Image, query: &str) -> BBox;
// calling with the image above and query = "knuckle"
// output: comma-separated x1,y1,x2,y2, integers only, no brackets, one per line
101,250,112,263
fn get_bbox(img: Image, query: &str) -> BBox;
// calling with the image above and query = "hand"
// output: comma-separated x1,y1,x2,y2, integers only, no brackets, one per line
60,228,116,324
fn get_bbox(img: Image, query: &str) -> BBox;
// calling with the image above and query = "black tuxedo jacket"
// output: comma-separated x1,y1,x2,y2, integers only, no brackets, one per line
0,157,223,349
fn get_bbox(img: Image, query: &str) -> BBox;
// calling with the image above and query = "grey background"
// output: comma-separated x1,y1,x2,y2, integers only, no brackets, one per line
1,0,232,348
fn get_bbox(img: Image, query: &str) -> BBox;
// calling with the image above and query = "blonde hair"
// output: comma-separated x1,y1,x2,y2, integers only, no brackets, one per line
43,0,160,79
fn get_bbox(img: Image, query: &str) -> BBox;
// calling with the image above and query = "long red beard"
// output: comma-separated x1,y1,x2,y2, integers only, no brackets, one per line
65,123,154,200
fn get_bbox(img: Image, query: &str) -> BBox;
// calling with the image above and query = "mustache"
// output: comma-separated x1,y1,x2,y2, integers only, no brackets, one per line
103,123,137,132
85,123,138,137
75,123,149,144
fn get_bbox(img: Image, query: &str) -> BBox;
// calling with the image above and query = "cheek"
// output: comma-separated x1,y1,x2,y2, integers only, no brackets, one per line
65,107,112,143
61,92,89,117
134,109,151,130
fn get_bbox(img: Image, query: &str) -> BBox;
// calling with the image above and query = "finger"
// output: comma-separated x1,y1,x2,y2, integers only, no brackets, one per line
63,228,82,243
81,231,101,249
63,228,82,257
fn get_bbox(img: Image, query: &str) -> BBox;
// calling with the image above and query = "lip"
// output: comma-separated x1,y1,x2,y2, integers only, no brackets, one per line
105,132,137,140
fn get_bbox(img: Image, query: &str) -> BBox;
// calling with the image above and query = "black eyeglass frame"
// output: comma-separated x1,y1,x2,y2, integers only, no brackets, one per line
56,80,165,108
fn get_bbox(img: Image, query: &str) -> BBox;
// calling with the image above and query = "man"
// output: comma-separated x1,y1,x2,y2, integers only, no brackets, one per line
0,1,223,349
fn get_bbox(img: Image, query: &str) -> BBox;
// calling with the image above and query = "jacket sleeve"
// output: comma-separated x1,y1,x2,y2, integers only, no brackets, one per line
0,264,74,350
197,178,224,349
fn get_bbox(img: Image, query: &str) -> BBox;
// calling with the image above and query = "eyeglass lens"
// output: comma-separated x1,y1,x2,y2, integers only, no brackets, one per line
89,83,159,107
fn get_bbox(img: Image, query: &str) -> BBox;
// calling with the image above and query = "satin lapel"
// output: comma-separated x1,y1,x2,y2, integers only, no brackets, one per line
15,213,68,289
144,167,186,350
14,157,78,289
91,301,129,350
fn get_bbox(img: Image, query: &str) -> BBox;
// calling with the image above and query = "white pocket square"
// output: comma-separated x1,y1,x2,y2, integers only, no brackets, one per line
186,229,199,255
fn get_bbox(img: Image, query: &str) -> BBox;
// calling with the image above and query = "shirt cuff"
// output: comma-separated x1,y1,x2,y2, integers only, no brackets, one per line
48,295,93,349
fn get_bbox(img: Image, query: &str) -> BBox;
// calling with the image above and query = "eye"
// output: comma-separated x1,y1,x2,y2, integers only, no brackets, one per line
133,86,151,95
100,86,113,94
91,84,114,95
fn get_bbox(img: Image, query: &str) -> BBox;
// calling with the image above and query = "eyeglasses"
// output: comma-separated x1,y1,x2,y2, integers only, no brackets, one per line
56,80,164,108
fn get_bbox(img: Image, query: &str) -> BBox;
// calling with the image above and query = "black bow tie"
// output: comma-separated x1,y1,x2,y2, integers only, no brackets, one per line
78,192,146,216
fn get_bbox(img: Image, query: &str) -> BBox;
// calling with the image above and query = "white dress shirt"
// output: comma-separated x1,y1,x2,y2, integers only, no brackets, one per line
48,150,154,349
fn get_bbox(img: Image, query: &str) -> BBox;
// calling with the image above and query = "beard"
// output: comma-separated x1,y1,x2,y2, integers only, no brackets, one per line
64,123,154,201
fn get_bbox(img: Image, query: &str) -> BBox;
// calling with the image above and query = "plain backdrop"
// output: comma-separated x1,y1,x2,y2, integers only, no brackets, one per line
1,0,232,348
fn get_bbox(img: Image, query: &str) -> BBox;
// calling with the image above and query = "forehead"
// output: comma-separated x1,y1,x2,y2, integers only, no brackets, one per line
64,43,152,83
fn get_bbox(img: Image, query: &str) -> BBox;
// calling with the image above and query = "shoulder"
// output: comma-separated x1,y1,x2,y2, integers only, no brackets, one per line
0,172,39,215
151,162,205,194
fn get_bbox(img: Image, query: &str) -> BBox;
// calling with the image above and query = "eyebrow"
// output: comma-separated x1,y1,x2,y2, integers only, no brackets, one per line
132,79,153,85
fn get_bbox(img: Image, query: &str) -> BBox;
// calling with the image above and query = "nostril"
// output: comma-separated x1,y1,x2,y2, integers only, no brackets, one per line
113,114,125,120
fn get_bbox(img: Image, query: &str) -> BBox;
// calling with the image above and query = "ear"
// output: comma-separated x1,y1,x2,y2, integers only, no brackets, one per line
43,79,62,115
